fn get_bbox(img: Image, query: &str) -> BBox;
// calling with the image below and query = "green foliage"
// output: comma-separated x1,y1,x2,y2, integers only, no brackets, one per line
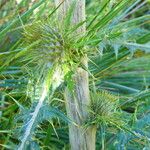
15,102,70,150
0,0,150,149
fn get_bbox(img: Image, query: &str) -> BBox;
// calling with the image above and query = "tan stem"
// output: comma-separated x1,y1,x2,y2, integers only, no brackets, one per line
55,0,97,149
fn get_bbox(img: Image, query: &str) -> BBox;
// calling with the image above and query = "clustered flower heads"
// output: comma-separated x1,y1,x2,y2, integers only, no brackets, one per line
87,91,124,127
23,21,63,64
23,19,87,69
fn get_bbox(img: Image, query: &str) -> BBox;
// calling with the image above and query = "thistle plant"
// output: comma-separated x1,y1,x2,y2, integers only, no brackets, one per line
0,0,150,149
86,91,124,128
14,6,89,149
